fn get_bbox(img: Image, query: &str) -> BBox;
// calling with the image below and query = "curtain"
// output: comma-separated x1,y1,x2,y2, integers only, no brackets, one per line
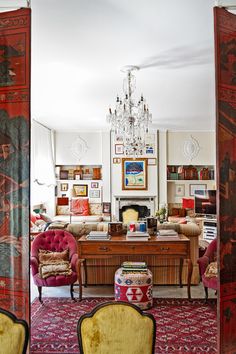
31,120,55,187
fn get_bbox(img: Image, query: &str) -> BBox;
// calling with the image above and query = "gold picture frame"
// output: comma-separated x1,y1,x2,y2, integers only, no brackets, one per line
122,158,148,190
73,184,88,197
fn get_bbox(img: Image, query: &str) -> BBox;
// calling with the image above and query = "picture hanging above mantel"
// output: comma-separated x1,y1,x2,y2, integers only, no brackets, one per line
122,158,147,190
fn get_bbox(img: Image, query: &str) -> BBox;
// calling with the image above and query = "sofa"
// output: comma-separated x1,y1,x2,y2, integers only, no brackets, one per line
55,201,110,223
63,221,201,286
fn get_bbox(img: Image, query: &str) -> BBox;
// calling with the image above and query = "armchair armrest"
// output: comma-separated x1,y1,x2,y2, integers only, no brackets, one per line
30,256,39,276
70,253,79,272
197,255,210,277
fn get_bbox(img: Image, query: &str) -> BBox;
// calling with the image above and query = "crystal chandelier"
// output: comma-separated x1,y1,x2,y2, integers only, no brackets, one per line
107,65,152,157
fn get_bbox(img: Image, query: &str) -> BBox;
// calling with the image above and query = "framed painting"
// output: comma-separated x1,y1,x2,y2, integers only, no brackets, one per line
73,184,88,197
60,183,68,191
60,170,69,180
91,182,99,188
175,184,185,197
89,189,100,198
102,202,111,214
113,157,121,164
122,158,147,190
115,144,124,155
189,184,207,196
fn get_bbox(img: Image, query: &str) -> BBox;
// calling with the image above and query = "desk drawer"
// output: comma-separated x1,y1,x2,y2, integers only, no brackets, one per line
79,242,188,256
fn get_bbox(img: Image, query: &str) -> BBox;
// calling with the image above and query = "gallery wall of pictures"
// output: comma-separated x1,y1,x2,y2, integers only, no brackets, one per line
112,131,158,193
113,132,157,160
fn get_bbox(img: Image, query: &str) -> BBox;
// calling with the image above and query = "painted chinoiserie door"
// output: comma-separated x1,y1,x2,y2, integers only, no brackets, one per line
0,8,31,325
215,7,236,353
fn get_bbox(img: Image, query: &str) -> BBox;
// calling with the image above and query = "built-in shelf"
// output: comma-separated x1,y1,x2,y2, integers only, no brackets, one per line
55,165,103,212
167,164,216,205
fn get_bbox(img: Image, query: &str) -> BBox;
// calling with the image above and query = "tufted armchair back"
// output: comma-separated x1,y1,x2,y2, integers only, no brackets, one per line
31,230,77,259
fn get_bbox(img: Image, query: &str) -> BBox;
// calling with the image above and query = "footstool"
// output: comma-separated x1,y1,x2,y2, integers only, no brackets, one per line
114,267,153,310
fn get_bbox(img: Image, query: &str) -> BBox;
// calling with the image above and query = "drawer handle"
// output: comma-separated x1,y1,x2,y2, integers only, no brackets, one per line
161,247,170,251
99,247,110,252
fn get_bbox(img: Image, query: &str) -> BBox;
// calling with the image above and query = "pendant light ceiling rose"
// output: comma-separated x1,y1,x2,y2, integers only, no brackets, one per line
121,65,139,73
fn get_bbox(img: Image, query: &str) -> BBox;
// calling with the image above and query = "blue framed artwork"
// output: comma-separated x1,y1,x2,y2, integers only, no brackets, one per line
122,158,147,190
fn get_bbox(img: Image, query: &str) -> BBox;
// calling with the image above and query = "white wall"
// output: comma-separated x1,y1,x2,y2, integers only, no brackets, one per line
167,131,216,165
55,132,102,165
101,131,111,202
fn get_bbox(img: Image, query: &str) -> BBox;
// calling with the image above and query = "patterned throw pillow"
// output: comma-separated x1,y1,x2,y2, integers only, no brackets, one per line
71,198,89,216
39,261,72,279
39,249,69,264
204,261,217,278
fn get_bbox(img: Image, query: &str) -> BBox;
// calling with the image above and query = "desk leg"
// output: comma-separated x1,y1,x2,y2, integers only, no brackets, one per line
84,259,87,288
187,259,193,299
78,260,82,301
179,258,183,288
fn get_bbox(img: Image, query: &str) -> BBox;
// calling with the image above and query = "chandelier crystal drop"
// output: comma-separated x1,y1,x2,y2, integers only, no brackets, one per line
107,65,152,157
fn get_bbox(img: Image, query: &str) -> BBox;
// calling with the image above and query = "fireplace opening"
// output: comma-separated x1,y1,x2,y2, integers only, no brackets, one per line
119,205,150,222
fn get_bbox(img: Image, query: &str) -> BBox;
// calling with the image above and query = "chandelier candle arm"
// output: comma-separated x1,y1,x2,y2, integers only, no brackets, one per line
107,65,152,157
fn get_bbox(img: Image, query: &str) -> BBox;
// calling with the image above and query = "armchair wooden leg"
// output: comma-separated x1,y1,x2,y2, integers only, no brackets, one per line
38,286,42,303
70,284,75,301
204,286,209,301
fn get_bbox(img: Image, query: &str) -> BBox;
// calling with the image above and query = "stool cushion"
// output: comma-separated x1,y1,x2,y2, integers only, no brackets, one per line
114,267,153,310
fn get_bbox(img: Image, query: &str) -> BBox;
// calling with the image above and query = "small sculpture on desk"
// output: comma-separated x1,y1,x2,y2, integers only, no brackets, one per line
108,222,124,236
145,217,157,235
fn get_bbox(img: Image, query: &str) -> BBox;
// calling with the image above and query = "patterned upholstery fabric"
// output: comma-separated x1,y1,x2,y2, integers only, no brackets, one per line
0,308,29,354
114,268,153,310
77,302,156,354
122,209,139,224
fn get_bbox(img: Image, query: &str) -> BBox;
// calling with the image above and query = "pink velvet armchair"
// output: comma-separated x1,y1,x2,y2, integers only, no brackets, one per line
197,238,217,300
31,230,79,302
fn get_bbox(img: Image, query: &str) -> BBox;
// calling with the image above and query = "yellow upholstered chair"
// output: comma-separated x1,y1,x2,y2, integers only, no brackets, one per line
122,208,139,225
77,301,156,354
0,307,29,354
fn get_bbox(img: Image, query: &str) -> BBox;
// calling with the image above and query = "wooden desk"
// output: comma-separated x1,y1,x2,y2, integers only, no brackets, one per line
77,234,193,300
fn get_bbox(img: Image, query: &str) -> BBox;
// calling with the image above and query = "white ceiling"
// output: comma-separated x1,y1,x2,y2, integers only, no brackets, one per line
30,0,218,132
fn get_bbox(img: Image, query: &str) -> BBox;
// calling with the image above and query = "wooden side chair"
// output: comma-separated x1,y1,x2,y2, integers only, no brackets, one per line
0,307,29,354
77,301,156,354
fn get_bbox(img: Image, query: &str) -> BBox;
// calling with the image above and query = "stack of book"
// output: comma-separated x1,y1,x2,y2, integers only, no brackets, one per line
86,231,110,240
157,229,179,238
121,261,148,274
126,231,150,241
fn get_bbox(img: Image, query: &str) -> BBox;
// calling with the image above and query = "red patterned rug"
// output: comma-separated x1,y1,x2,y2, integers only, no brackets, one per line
31,297,217,354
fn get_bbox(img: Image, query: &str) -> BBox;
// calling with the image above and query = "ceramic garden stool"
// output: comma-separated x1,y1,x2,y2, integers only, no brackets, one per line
114,267,153,310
